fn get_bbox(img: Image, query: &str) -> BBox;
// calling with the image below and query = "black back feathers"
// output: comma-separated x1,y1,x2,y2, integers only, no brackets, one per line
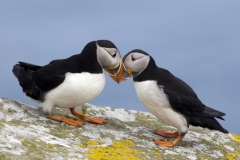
130,51,228,133
12,40,104,102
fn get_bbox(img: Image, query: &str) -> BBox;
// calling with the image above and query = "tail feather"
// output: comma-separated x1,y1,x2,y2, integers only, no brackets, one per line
18,62,42,71
202,106,225,120
188,115,228,133
188,105,228,133
12,63,44,102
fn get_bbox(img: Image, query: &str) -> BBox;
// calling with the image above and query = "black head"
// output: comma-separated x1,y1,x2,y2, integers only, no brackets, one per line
97,40,118,51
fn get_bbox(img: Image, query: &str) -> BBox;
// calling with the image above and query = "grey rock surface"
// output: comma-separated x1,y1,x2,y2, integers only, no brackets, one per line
0,98,239,160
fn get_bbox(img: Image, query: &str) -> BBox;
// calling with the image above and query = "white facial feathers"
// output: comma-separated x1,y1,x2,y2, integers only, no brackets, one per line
124,52,150,77
96,44,120,68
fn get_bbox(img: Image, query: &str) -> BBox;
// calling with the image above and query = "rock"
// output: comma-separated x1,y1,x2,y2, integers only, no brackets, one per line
0,98,239,160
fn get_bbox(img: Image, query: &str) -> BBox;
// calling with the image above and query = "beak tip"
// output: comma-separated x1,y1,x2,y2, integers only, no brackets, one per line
105,61,131,83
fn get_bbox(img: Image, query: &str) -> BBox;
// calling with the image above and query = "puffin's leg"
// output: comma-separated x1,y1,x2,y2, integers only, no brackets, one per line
70,108,107,124
154,130,179,138
47,114,84,127
154,135,184,147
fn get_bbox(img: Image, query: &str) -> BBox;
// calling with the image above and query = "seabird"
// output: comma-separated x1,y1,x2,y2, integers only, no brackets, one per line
13,40,123,126
121,49,228,147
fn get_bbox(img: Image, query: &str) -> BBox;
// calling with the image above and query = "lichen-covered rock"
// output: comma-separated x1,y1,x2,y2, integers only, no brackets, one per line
0,98,239,160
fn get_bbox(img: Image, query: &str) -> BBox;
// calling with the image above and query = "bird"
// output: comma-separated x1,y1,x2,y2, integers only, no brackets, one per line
13,40,124,127
121,49,228,147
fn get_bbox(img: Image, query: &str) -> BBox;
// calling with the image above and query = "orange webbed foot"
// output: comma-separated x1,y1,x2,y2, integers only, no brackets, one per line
70,108,107,124
153,135,184,147
47,114,84,127
154,129,179,138
154,139,175,147
82,117,107,124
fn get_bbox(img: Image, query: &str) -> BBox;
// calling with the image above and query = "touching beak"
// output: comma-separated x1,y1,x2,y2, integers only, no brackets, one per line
104,61,133,83
120,65,132,82
104,61,124,83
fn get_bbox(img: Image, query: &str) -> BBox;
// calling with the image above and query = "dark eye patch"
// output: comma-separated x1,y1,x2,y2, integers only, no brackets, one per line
131,55,136,61
112,51,117,58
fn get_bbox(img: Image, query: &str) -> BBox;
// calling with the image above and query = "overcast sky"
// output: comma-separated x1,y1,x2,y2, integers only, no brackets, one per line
1,1,240,134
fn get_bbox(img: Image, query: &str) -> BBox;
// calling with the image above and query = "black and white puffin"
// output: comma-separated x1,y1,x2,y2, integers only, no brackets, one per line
121,49,228,147
13,40,124,127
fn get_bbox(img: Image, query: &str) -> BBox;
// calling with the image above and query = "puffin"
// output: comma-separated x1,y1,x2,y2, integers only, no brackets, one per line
121,49,228,147
13,40,124,127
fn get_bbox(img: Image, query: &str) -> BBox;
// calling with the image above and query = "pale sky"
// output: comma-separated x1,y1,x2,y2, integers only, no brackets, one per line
1,1,240,134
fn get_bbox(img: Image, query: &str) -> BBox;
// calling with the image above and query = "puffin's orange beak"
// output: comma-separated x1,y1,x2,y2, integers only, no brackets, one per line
104,61,132,83
104,61,124,83
119,64,132,83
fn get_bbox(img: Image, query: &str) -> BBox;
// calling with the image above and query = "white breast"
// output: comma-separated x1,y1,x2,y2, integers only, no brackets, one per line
42,72,105,113
134,81,188,134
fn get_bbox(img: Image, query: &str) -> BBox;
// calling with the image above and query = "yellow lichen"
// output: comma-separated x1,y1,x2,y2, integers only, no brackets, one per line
232,134,240,143
86,140,104,146
226,152,237,160
112,139,135,148
98,140,103,145
87,140,98,146
87,139,146,160
58,111,67,115
142,117,149,121
76,143,85,147
47,143,55,149
77,140,103,148
151,149,161,156
134,150,146,156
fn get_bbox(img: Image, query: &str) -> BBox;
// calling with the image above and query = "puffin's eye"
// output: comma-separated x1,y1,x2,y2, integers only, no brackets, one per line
112,51,117,58
131,55,136,61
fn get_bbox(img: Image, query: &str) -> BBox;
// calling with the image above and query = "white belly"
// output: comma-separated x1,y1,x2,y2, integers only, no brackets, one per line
42,72,105,113
134,81,188,133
